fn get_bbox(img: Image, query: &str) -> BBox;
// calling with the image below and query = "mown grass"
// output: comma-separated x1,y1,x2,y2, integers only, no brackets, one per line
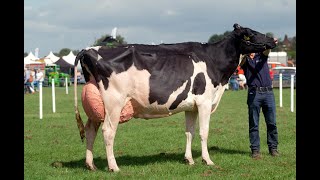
24,85,296,179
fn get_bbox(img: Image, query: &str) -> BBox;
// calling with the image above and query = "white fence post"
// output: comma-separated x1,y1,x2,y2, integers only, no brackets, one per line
279,73,282,107
291,74,295,112
52,79,56,113
65,77,68,94
39,82,43,119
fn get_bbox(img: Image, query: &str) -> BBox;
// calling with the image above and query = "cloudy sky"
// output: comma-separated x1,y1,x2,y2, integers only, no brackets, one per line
24,0,296,58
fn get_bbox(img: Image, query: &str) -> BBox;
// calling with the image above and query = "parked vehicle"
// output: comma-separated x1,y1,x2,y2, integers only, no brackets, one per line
268,62,286,80
43,64,71,87
268,61,286,69
70,74,86,84
271,67,296,88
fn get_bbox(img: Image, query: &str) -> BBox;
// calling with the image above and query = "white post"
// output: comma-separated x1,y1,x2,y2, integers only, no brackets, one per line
279,73,283,107
52,79,56,113
39,82,43,119
65,77,68,94
291,74,294,112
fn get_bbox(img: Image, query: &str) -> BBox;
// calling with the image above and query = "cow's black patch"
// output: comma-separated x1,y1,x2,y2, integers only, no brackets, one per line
169,78,191,110
192,73,206,95
147,54,194,105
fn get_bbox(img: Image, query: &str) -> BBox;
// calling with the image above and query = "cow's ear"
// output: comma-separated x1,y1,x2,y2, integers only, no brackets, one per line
233,23,241,30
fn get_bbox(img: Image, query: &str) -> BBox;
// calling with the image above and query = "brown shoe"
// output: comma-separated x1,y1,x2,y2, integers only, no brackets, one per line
251,150,261,159
269,149,279,157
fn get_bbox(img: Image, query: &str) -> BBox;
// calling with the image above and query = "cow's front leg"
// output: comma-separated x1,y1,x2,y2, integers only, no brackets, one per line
85,119,101,171
198,103,215,165
184,111,198,165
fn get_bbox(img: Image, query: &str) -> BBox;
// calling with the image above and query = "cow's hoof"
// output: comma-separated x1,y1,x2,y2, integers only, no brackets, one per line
184,157,195,165
108,167,120,172
85,163,97,171
202,159,215,166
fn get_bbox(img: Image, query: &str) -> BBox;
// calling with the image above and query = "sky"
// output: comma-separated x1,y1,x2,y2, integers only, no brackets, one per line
24,0,296,58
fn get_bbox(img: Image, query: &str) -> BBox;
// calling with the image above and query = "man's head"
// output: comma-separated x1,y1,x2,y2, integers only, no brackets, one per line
249,53,255,59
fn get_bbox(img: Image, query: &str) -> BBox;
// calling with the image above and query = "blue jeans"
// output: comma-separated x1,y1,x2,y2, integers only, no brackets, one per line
247,88,278,151
24,82,32,94
230,80,239,91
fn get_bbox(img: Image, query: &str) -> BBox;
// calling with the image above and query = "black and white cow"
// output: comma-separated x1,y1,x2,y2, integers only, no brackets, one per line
74,23,277,172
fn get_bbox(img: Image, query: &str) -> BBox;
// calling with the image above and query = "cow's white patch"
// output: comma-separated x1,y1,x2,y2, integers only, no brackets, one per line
85,46,102,51
190,60,226,113
97,54,103,61
210,83,226,113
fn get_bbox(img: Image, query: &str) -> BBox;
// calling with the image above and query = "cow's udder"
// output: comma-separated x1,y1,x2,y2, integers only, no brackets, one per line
81,80,134,123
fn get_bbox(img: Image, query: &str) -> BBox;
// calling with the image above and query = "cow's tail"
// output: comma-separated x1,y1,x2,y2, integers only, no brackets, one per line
74,50,86,142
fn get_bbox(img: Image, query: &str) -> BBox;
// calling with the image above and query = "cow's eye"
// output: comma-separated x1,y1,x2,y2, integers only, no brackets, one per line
244,35,250,41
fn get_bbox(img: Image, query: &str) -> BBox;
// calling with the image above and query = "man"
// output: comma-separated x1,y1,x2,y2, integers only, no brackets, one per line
240,38,279,159
24,67,34,94
229,70,239,91
35,69,44,91
238,73,247,90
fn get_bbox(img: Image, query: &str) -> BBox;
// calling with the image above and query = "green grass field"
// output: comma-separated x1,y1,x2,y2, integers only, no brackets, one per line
24,85,296,179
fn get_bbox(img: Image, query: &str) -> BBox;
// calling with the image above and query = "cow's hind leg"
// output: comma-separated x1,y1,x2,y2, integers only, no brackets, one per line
85,119,101,171
101,93,125,172
198,103,215,165
184,111,198,165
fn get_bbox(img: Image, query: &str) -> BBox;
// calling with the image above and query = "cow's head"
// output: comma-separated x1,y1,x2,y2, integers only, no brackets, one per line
233,23,277,54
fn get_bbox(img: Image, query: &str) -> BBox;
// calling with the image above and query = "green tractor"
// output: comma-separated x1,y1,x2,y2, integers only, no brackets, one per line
44,64,71,87
58,72,72,87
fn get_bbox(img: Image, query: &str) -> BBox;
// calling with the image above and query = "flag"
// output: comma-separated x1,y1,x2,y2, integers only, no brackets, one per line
111,27,117,39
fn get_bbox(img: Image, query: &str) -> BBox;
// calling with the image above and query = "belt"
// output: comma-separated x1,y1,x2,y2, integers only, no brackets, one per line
249,86,273,92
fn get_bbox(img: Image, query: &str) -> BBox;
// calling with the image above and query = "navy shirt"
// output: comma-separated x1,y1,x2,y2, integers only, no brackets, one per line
241,52,272,87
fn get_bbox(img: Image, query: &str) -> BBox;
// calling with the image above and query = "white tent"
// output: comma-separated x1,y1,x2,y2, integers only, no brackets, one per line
44,51,60,65
62,51,81,70
24,52,39,65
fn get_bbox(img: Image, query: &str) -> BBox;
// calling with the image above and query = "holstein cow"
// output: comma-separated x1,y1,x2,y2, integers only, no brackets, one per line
74,23,277,172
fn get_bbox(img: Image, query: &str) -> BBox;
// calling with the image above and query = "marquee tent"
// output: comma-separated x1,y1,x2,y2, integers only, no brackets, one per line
43,51,60,65
24,52,39,66
62,51,81,71
54,58,74,74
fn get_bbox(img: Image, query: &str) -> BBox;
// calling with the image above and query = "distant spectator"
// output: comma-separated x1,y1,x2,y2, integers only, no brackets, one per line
238,73,247,90
24,68,34,94
229,71,239,91
30,69,36,92
269,69,274,80
77,71,81,82
36,69,44,91
237,66,244,75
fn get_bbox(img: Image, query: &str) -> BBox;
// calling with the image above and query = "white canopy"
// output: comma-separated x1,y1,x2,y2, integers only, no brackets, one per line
62,51,81,70
44,51,60,65
24,52,39,65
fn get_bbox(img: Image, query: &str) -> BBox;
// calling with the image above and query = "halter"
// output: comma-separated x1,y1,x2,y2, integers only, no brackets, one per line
240,39,267,50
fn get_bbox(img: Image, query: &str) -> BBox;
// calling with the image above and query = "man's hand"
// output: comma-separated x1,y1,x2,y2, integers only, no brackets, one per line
263,38,278,56
262,49,271,56
274,38,278,45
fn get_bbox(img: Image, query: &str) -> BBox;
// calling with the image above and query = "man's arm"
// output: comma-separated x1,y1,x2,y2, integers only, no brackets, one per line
239,54,247,67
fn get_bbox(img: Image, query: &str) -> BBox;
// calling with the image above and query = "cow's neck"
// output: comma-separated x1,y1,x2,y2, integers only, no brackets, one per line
205,36,241,86
208,35,240,63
